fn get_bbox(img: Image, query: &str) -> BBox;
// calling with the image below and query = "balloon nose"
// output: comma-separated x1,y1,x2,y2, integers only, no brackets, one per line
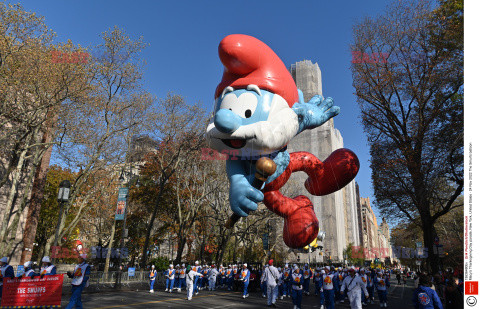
214,109,242,133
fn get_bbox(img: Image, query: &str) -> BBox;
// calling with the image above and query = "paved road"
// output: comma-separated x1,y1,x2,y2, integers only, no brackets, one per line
61,280,416,308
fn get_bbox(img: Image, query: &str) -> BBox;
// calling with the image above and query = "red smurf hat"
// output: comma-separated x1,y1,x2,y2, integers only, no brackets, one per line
215,34,299,107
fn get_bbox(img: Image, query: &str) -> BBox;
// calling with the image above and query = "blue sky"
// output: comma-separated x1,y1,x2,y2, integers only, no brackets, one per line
11,0,392,222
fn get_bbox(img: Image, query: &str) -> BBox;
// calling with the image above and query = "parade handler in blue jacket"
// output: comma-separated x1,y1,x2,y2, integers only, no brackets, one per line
374,271,390,308
0,256,15,300
291,265,304,309
240,263,250,298
21,261,36,278
412,274,443,309
39,256,57,277
66,254,91,309
165,264,175,292
149,265,157,293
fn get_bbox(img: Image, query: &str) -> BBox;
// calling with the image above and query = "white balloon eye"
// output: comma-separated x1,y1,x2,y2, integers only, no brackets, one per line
219,92,258,119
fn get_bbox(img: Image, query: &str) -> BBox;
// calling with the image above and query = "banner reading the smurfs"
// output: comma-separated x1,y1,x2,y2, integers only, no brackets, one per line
1,274,63,308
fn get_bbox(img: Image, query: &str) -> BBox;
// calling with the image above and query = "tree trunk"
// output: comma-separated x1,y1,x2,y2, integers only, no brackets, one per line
141,209,157,268
104,220,117,275
199,233,205,263
232,236,238,263
41,233,55,264
422,215,440,273
140,182,165,268
36,245,45,263
21,126,56,264
0,146,28,253
215,229,231,266
2,153,39,256
173,236,186,265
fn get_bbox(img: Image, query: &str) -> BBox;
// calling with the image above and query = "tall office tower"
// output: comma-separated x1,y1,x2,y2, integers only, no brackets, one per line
279,60,359,263
360,197,378,256
355,183,365,248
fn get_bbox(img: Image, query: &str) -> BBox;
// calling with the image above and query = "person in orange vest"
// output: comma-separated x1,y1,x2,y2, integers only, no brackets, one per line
232,264,239,291
323,266,336,309
165,264,175,293
192,261,201,295
374,271,390,308
226,265,233,291
280,263,292,299
149,265,157,293
240,263,250,298
174,265,180,291
217,265,223,288
39,256,56,277
291,265,304,309
302,264,312,295
178,264,186,292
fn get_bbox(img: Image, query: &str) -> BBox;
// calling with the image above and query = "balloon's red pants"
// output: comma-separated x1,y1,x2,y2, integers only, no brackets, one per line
263,148,359,248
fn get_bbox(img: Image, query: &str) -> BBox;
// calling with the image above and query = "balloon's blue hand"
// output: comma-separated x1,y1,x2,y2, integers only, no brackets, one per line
292,89,340,133
229,174,263,217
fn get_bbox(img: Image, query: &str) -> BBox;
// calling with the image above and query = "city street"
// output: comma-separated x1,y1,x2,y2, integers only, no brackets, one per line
0,2,465,309
61,280,416,308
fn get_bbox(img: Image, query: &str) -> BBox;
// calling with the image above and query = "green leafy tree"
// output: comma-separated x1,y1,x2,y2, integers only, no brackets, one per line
150,256,170,272
344,243,365,267
33,165,76,261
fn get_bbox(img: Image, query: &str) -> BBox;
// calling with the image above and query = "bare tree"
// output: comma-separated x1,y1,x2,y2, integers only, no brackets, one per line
0,3,93,257
38,26,153,260
138,94,207,268
350,0,463,272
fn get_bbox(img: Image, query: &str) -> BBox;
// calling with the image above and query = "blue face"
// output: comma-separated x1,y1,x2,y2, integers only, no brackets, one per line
213,89,274,134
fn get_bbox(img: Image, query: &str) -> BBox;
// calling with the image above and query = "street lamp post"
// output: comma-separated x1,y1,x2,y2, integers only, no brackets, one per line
53,180,71,261
114,169,131,289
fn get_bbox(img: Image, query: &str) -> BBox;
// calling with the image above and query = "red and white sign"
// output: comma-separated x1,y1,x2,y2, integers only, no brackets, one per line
465,281,479,295
0,274,63,307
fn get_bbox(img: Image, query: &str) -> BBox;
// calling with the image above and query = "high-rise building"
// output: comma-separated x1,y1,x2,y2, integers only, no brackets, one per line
355,183,365,247
278,60,360,263
360,197,377,255
379,217,392,259
359,197,391,262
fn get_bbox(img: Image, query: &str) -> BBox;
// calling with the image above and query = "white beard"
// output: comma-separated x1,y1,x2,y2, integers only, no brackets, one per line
206,94,299,157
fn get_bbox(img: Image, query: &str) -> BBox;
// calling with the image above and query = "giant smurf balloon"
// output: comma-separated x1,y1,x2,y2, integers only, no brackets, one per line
206,34,360,249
